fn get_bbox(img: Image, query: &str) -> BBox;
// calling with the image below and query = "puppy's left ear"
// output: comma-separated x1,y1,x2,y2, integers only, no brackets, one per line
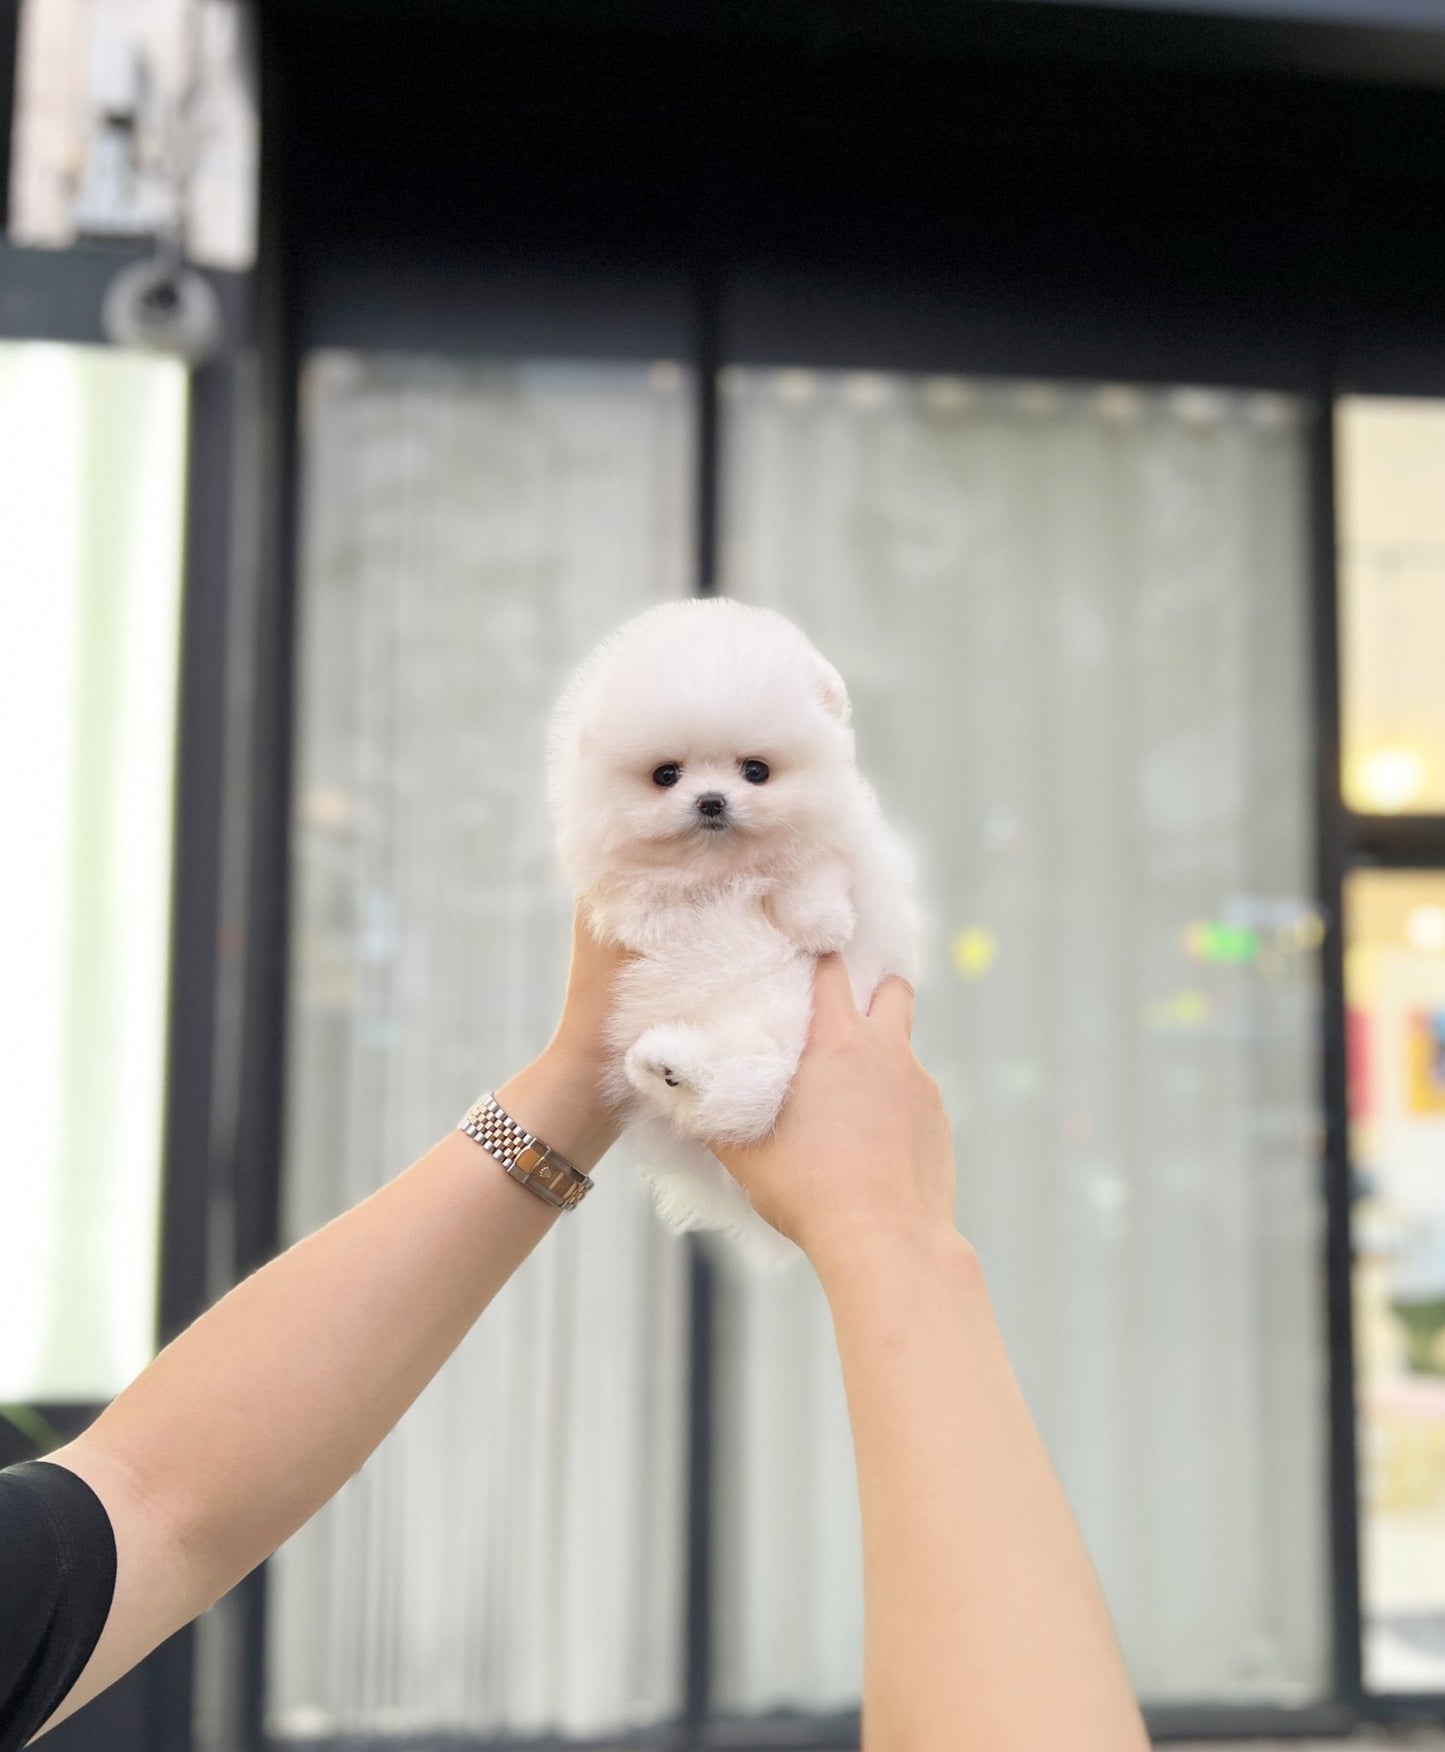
813,657,851,724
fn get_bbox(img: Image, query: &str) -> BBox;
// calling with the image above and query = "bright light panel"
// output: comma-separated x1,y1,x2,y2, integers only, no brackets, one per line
0,342,187,1401
1338,396,1445,815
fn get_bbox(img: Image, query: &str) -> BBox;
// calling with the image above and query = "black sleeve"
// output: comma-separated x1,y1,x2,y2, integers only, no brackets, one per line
0,1462,117,1752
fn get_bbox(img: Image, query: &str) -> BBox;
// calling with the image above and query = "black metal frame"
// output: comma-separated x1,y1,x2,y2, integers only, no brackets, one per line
684,276,724,1737
0,0,17,232
1326,342,1445,1727
1310,385,1366,1725
1324,445,1445,1730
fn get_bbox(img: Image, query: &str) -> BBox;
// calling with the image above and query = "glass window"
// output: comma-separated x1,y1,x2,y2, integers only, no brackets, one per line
1348,870,1445,1693
0,341,188,1401
715,369,1330,1708
269,351,695,1740
1338,397,1445,814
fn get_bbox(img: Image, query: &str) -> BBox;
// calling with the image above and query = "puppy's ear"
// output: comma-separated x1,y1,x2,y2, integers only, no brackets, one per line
813,657,851,724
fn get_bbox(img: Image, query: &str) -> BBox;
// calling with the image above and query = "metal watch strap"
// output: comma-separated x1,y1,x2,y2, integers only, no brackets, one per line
458,1094,593,1212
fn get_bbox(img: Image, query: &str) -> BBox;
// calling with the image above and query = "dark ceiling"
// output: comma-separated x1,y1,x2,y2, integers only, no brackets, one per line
258,0,1445,373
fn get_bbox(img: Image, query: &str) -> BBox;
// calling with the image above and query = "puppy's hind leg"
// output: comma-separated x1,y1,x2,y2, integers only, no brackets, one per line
680,960,812,1145
627,960,811,1144
685,1046,798,1146
625,1023,795,1145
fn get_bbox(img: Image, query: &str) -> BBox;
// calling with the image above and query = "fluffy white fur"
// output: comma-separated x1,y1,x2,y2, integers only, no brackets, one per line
549,598,914,1262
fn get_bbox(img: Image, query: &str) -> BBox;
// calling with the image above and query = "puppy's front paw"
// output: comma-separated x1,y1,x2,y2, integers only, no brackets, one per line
625,1023,711,1107
790,894,857,956
769,865,857,955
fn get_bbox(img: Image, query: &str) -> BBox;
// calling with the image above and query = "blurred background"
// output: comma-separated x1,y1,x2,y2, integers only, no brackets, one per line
4,1,1445,1748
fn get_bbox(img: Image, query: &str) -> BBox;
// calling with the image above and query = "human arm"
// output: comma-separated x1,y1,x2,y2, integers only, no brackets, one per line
713,957,1150,1752
34,912,623,1736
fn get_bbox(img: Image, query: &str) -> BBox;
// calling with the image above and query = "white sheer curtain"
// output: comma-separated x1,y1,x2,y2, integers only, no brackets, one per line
268,352,694,1739
714,370,1329,1708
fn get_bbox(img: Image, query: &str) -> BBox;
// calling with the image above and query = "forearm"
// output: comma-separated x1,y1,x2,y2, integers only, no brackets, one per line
820,1232,1148,1752
51,1049,611,1657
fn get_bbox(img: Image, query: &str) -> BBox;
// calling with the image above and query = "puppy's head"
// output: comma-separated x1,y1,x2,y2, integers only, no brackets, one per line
550,598,855,890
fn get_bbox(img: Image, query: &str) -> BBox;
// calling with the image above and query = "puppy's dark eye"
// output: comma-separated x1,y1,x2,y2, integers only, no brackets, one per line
652,763,682,788
740,759,770,785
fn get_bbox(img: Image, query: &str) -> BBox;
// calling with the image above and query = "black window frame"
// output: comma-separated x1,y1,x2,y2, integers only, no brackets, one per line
248,263,1370,1752
1328,376,1445,1731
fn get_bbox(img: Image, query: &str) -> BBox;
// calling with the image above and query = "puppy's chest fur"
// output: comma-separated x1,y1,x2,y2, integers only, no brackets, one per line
592,862,847,962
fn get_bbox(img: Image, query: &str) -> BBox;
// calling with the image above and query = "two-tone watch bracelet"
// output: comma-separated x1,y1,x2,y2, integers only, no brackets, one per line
458,1093,594,1212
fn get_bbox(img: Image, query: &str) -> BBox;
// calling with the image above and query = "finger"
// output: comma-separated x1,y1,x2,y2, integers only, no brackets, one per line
810,952,862,1039
574,903,630,961
868,974,915,1038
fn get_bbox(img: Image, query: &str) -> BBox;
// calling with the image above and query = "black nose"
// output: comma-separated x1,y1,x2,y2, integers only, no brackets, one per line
696,792,727,818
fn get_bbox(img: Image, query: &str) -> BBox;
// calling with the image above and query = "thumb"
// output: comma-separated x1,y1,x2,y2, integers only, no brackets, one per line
867,974,915,1038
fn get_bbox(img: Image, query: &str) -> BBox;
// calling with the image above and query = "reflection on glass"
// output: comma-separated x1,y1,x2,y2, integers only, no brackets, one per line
716,369,1328,1709
0,342,187,1402
269,352,694,1740
1338,397,1445,814
1349,872,1445,1692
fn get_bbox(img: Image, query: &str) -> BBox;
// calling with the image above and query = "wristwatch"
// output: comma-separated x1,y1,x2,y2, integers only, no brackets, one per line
458,1093,594,1212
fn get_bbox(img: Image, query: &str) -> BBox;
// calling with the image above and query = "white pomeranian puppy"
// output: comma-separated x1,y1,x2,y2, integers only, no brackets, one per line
549,597,915,1261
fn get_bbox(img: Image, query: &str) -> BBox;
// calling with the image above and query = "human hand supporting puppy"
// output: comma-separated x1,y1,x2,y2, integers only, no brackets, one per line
709,952,954,1275
712,954,1151,1752
491,906,631,1169
572,933,1146,1751
30,908,630,1740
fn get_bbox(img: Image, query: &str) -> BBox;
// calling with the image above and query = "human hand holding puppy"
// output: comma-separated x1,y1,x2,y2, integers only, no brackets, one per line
709,953,1151,1752
409,899,1137,1752
29,906,631,1740
709,953,955,1273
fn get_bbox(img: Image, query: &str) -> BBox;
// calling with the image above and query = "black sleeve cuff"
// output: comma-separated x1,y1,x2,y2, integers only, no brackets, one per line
0,1460,118,1752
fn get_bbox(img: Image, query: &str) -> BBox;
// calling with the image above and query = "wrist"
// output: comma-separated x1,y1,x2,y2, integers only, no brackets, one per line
810,1221,979,1306
495,1046,619,1173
